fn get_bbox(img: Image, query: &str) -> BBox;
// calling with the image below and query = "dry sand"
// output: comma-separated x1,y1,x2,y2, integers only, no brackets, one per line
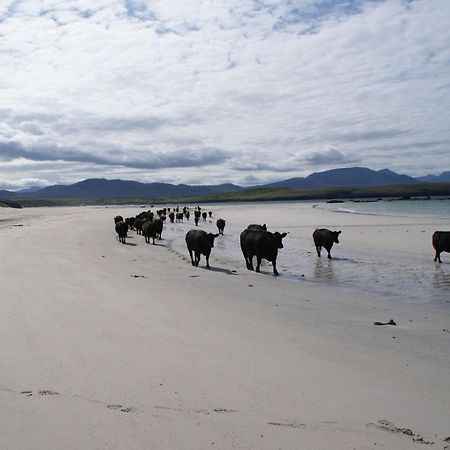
0,203,449,449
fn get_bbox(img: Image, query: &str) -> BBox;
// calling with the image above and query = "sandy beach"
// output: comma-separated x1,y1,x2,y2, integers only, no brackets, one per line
1,202,449,449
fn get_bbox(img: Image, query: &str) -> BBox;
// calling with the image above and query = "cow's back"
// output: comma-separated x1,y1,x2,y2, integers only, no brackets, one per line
433,231,450,250
313,228,332,244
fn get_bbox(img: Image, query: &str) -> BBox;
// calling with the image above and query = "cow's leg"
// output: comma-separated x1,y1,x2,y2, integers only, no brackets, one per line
316,245,321,257
195,252,200,266
206,253,210,269
272,260,279,276
247,253,254,271
327,251,332,259
188,249,195,266
434,251,441,263
256,256,262,273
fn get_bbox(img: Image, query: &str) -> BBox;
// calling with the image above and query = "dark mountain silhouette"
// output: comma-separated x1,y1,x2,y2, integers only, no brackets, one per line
7,178,243,199
258,167,417,190
417,171,450,183
0,167,447,202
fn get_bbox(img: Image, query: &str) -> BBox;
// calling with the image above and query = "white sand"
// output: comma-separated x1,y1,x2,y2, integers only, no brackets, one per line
0,203,449,449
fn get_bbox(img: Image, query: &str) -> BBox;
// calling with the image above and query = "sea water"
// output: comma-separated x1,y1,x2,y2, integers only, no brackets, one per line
165,200,450,310
320,198,450,219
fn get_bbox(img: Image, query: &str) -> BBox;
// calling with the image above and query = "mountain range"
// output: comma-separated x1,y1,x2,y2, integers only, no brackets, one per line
0,167,449,201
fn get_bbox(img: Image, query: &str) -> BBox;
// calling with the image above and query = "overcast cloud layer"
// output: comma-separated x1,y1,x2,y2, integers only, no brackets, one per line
1,0,449,189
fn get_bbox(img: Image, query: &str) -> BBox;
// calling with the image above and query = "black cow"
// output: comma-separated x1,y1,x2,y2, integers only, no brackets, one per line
185,229,219,269
142,221,159,244
114,215,123,224
115,221,128,244
433,231,450,263
168,212,175,223
208,211,212,218
216,218,226,235
185,211,190,220
134,218,144,235
313,229,341,259
194,216,200,226
240,229,287,276
202,211,207,221
154,218,164,239
247,224,267,231
176,212,184,222
125,217,135,230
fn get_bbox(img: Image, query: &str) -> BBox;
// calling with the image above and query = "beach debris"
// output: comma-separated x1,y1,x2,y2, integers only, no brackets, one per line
20,391,33,397
107,404,136,413
130,274,147,278
374,319,397,326
366,420,434,445
443,436,450,442
13,224,23,227
190,275,199,278
213,408,235,413
443,329,450,334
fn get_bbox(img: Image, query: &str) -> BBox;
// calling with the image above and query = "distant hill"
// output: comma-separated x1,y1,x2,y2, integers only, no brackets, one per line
0,178,243,200
417,171,450,183
0,167,448,204
258,167,417,190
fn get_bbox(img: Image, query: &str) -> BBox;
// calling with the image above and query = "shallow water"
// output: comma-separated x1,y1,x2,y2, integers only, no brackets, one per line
162,201,450,311
320,198,450,218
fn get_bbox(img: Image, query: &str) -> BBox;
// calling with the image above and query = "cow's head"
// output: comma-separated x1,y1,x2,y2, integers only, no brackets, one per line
333,231,341,243
207,233,220,247
272,232,288,249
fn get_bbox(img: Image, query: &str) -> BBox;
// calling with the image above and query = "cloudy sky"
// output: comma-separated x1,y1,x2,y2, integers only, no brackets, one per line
1,0,449,189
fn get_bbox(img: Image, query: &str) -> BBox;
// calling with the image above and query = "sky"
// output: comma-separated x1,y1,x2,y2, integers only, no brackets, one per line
0,0,449,190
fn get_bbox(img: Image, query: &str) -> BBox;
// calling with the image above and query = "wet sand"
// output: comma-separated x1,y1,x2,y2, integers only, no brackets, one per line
0,204,449,449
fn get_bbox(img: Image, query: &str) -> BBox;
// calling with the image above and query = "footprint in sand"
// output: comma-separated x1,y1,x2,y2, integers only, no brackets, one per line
107,404,136,413
38,390,59,396
267,422,305,429
20,391,33,397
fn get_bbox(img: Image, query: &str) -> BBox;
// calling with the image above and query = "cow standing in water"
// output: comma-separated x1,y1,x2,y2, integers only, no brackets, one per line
216,219,226,235
313,229,341,259
432,231,450,263
240,229,287,276
185,230,219,269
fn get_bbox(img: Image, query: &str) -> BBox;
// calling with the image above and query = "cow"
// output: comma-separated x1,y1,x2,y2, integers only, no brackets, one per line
134,218,144,235
114,215,124,224
125,217,135,230
432,231,450,263
115,221,128,244
208,211,212,218
142,220,159,244
168,212,175,223
313,229,341,259
240,229,287,276
185,229,219,269
185,211,190,220
247,224,267,231
176,212,184,222
216,218,226,235
194,216,200,226
202,211,207,221
154,218,164,239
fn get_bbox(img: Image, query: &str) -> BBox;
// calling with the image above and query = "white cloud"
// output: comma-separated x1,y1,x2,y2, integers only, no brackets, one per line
0,0,449,188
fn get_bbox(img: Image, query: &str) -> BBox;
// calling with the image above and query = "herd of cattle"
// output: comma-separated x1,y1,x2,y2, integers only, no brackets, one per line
114,206,450,275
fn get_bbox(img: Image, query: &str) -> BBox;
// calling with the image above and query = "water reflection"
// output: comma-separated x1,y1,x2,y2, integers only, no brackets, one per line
314,258,335,281
432,265,450,293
